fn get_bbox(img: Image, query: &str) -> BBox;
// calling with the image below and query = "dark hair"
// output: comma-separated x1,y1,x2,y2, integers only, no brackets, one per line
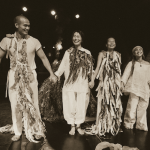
107,37,116,44
72,30,84,42
14,14,28,24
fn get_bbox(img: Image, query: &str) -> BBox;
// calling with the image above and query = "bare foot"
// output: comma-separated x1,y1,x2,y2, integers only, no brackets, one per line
76,127,84,135
124,126,133,129
11,135,21,141
10,131,15,135
41,139,55,150
35,134,43,140
69,126,75,135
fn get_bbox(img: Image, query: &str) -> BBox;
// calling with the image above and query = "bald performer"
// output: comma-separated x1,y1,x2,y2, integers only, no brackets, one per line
0,15,57,143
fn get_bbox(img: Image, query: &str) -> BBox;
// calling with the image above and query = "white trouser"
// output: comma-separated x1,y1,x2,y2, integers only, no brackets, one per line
124,93,149,131
8,69,41,136
62,90,89,124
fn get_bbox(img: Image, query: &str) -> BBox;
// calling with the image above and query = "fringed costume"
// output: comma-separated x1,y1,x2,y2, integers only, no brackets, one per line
86,51,122,136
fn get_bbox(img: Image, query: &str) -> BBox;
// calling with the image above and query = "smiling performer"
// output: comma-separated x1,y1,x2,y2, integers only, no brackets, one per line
55,30,94,135
87,37,122,136
121,46,150,131
0,15,57,145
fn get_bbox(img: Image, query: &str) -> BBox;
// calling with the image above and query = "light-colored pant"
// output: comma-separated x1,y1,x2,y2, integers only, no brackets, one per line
124,93,149,131
8,69,41,136
62,90,89,124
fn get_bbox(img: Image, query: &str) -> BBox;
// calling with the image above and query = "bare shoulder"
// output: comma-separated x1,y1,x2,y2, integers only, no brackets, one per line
114,51,121,58
98,51,105,58
114,51,121,56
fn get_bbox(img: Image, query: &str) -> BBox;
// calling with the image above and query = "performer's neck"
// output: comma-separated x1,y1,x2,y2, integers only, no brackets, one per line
75,45,82,50
107,48,114,52
136,56,143,62
16,31,26,40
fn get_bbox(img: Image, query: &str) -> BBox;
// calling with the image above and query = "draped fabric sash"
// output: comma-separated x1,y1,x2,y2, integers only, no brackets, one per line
65,47,94,85
5,34,46,143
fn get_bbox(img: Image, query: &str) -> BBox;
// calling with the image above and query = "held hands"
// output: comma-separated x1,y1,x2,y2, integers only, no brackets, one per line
89,80,95,89
49,73,58,83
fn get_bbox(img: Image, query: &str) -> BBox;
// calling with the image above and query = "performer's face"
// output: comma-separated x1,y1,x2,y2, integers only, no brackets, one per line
106,38,116,49
16,18,30,36
134,47,143,57
72,32,82,46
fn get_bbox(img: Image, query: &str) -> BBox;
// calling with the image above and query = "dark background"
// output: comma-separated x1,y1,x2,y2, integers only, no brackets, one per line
0,0,150,70
0,0,150,90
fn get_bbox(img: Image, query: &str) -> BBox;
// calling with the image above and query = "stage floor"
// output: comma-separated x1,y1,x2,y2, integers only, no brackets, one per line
7,121,150,150
0,98,150,150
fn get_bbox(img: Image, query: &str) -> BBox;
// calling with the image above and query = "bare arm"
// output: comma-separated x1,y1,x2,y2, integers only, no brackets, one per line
93,52,103,80
0,48,6,63
36,48,54,75
36,48,57,82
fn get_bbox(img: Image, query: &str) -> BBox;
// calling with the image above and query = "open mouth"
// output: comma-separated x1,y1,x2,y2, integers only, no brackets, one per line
74,41,80,43
109,45,115,47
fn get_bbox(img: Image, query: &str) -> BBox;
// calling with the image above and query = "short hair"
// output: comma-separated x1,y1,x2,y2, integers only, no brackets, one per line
72,30,84,42
107,37,116,44
14,15,29,24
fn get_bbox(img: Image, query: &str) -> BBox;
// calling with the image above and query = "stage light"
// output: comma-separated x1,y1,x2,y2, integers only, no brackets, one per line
43,46,45,48
51,10,56,16
22,7,27,12
53,46,55,48
75,14,80,19
55,41,63,51
57,44,62,50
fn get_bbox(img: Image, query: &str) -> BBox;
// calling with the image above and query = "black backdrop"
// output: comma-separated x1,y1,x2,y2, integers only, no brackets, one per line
0,0,150,71
0,0,150,126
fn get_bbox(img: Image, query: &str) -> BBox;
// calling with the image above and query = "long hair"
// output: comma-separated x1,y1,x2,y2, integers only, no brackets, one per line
130,47,145,76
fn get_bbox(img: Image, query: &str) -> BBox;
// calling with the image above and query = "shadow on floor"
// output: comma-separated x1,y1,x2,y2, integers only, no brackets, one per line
8,121,150,150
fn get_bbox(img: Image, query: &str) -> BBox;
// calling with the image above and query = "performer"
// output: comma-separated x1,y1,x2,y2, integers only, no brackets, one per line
53,30,94,135
87,37,122,136
0,15,57,143
38,57,97,123
121,46,150,131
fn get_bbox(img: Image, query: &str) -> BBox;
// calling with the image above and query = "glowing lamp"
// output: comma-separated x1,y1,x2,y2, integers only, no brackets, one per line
75,14,80,19
51,10,56,16
22,7,27,12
